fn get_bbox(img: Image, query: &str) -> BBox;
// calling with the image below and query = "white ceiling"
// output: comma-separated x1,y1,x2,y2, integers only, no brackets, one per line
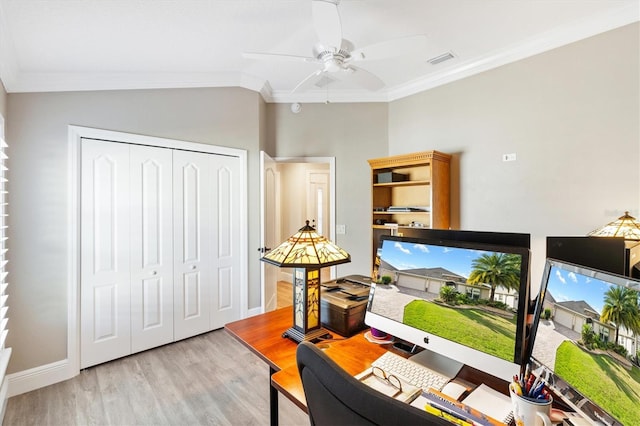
0,0,638,103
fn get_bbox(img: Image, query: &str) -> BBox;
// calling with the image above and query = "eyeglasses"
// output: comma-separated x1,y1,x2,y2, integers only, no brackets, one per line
372,366,402,393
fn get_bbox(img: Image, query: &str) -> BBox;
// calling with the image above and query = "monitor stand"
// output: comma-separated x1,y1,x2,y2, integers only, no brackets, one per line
408,348,464,379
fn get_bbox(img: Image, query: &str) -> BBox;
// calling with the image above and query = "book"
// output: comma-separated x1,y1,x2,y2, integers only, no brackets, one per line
420,388,507,426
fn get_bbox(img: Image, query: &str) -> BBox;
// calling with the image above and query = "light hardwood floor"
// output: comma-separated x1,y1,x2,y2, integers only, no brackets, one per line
277,281,293,308
4,283,305,426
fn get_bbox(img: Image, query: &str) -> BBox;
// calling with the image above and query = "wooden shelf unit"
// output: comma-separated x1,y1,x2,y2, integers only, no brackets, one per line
368,150,451,268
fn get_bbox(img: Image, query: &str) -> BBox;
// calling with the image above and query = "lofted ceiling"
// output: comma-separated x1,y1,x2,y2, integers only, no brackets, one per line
0,0,638,103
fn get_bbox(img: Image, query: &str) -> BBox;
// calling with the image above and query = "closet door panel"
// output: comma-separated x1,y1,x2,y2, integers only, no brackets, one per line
80,139,131,368
130,145,174,353
210,156,242,329
173,150,213,340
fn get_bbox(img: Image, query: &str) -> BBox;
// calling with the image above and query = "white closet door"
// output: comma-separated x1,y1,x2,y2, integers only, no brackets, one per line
173,150,214,340
210,155,241,329
81,139,131,368
130,145,174,353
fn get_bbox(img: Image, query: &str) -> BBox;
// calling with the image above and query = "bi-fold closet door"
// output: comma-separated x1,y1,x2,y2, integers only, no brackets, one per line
80,138,240,368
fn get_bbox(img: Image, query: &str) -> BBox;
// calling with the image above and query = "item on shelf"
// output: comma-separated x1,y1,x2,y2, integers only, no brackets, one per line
387,206,431,212
376,172,408,183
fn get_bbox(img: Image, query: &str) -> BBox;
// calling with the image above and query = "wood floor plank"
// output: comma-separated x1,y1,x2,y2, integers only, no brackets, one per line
4,329,309,426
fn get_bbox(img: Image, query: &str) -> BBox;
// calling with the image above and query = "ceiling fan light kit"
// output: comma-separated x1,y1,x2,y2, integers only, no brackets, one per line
243,0,428,94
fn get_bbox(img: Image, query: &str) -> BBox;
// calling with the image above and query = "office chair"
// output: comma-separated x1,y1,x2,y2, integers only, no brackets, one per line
296,341,452,426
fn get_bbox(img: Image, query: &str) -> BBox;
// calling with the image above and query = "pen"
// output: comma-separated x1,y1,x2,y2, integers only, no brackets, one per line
510,382,523,396
525,374,535,394
530,381,545,398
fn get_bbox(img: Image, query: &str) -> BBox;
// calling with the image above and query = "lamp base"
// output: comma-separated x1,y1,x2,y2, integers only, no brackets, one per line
282,327,331,343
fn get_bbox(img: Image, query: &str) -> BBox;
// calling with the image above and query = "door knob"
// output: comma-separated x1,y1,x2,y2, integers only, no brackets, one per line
257,246,271,254
191,265,196,270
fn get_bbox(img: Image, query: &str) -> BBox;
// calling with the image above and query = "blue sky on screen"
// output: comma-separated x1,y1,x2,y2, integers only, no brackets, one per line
546,265,613,314
380,240,498,279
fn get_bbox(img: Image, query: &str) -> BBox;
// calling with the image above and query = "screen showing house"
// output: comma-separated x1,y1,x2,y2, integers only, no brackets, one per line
530,259,640,426
370,236,528,364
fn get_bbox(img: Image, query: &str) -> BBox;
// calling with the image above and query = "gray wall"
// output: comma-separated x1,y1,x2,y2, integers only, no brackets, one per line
389,22,640,288
6,87,263,373
0,80,6,119
266,102,389,277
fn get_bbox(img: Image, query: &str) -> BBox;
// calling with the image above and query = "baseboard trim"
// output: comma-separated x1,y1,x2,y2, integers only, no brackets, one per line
7,359,76,397
246,306,262,317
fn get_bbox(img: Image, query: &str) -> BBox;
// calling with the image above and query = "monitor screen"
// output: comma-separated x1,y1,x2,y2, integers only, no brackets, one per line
529,258,640,426
365,235,530,382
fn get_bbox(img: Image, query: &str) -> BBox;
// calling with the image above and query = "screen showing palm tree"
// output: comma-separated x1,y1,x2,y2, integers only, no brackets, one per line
530,259,640,426
370,236,529,365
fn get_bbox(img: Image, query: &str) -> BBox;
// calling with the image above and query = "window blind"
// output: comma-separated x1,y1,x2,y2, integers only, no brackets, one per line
0,116,10,419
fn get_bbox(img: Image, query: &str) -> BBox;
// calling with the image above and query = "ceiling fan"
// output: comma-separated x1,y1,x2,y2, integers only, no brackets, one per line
243,0,428,93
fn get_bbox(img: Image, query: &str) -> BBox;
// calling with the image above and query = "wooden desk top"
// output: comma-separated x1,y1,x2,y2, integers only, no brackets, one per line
225,307,508,414
224,307,300,372
224,307,388,411
271,332,388,411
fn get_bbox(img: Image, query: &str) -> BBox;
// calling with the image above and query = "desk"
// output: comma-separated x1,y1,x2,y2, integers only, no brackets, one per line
225,307,508,426
225,307,386,425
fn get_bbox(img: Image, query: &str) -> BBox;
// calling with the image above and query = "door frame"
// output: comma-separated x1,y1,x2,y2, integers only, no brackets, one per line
67,126,248,376
260,156,337,312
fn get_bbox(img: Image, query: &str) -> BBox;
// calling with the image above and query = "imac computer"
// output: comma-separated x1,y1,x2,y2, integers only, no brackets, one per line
528,258,640,426
365,234,530,382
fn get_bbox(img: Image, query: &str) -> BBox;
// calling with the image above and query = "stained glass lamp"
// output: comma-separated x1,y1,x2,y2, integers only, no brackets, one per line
261,220,351,343
588,211,640,240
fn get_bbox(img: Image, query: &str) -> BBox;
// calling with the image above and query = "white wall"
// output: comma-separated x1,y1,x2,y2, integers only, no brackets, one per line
389,22,640,290
278,162,330,240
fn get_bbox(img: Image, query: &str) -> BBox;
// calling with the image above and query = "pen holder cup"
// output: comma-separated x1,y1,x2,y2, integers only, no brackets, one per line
510,389,552,426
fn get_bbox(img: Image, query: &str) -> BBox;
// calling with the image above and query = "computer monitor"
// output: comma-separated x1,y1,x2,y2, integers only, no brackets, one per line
529,258,640,426
365,234,530,382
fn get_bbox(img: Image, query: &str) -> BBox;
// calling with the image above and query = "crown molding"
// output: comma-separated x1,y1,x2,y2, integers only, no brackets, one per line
387,2,640,102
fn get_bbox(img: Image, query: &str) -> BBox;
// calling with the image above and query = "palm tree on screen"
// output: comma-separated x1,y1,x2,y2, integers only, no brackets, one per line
601,286,640,344
467,253,521,302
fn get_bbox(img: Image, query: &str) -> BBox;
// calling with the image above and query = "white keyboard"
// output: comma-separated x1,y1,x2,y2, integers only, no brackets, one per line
371,351,450,392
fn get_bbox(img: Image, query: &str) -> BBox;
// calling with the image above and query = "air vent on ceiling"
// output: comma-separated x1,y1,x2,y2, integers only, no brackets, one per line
427,51,455,65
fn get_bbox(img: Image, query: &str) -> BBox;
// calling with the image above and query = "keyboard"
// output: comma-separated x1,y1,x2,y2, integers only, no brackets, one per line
371,351,450,392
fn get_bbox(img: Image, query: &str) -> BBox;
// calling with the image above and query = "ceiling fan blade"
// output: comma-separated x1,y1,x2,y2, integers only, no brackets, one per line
333,65,385,91
243,52,317,63
351,35,428,61
311,0,342,49
292,69,326,93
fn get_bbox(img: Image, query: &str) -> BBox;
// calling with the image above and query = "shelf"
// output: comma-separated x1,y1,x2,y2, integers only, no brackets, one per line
368,150,452,272
373,211,430,215
373,180,430,187
372,225,431,230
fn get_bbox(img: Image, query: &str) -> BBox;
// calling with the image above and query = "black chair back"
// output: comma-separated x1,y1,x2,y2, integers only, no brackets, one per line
296,341,451,426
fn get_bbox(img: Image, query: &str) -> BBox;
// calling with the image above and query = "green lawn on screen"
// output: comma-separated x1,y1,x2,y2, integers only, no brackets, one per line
555,341,640,426
402,300,516,361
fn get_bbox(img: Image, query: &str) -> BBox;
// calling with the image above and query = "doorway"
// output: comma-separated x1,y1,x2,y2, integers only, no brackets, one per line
260,154,336,312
